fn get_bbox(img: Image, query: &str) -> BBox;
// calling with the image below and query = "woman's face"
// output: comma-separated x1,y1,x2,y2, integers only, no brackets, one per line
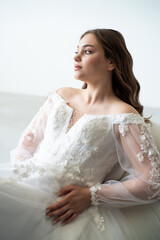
74,33,111,83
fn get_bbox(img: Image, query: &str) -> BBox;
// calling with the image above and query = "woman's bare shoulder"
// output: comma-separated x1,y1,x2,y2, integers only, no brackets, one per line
56,87,80,101
113,101,139,114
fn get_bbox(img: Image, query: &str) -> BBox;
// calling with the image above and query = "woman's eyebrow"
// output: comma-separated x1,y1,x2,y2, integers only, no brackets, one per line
77,44,95,48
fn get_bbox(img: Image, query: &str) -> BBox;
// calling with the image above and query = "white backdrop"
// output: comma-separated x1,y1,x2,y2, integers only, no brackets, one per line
0,0,160,108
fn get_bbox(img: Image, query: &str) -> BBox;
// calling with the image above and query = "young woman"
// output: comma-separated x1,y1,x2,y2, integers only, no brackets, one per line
0,29,160,240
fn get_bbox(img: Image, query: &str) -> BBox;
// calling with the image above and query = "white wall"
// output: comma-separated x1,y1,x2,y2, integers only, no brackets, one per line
0,0,160,108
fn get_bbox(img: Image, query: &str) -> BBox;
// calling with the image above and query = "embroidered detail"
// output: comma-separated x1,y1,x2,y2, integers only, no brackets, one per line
97,216,105,232
90,185,101,206
24,135,32,142
118,124,129,136
23,127,36,142
137,124,160,200
89,207,105,232
136,152,144,162
13,160,46,180
0,177,17,185
111,113,144,125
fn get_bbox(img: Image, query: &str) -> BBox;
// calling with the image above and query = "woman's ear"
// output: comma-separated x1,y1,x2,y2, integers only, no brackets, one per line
107,59,115,71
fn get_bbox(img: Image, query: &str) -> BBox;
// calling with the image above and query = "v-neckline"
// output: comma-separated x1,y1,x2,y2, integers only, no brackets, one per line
65,108,86,135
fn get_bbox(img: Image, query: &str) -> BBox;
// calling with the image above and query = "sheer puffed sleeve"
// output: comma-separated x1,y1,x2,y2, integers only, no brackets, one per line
10,92,55,163
90,114,160,208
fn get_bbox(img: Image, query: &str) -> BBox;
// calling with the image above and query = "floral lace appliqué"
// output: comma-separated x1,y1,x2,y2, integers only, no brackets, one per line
136,152,144,163
90,185,101,206
136,124,160,200
13,160,46,180
89,206,105,232
118,124,129,136
23,127,36,142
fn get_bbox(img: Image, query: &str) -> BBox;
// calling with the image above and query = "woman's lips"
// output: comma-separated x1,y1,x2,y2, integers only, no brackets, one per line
74,66,82,71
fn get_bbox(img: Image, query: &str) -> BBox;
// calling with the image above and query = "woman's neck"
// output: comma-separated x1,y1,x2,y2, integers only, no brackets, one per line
81,83,117,106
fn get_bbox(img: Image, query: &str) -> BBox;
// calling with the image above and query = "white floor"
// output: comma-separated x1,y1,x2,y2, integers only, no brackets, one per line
1,92,160,163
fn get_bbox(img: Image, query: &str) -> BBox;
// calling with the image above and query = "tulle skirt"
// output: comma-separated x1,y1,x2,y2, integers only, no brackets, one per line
0,162,160,240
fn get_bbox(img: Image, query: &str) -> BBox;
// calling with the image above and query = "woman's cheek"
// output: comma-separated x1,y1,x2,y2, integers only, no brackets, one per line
87,58,105,73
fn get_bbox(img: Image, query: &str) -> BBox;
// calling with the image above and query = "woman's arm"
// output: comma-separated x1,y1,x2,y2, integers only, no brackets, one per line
90,122,160,207
10,93,54,163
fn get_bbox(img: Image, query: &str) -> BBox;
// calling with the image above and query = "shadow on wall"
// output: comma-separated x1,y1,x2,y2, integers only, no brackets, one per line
0,92,160,163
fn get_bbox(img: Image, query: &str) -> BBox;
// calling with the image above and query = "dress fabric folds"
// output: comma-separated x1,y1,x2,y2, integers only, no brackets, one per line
0,91,160,240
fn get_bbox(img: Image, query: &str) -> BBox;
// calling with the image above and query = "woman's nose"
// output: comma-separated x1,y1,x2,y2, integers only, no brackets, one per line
74,53,81,62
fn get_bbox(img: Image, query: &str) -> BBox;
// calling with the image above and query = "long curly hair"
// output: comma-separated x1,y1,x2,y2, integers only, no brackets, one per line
80,29,151,124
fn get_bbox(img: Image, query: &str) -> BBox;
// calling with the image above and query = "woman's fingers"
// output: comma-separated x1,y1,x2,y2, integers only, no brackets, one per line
61,213,77,225
52,209,74,224
46,204,69,218
46,196,68,214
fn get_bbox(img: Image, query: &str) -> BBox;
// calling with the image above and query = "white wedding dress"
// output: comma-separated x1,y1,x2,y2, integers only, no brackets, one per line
0,90,160,240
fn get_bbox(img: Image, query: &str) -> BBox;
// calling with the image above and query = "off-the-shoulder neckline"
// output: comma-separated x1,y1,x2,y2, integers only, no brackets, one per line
53,91,142,119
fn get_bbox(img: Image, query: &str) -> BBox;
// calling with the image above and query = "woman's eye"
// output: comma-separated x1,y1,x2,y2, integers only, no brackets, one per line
74,50,92,55
84,50,91,54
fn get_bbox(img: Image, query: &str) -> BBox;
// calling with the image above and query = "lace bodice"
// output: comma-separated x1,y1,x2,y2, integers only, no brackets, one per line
9,90,160,231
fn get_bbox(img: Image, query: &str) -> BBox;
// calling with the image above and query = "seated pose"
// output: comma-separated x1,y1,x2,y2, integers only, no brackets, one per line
0,29,160,240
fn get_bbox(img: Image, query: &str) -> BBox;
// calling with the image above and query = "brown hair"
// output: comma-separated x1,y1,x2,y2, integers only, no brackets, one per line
80,29,151,124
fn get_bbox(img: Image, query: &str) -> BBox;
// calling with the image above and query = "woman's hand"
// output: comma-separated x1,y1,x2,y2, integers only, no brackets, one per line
46,185,91,225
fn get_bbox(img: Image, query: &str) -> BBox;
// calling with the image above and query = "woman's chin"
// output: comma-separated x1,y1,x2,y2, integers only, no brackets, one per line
74,73,86,81
74,77,86,83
